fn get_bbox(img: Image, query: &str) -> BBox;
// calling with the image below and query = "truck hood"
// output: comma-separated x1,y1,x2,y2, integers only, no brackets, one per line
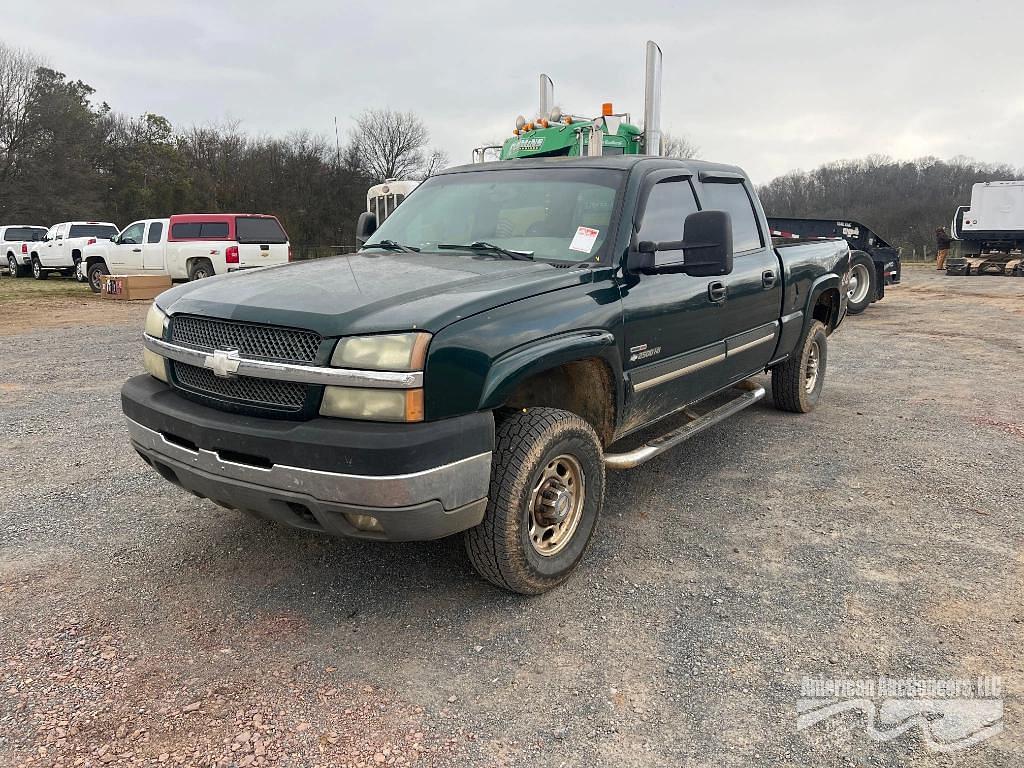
156,252,593,337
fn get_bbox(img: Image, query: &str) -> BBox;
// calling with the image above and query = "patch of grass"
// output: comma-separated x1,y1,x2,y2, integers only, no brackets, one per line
0,274,93,304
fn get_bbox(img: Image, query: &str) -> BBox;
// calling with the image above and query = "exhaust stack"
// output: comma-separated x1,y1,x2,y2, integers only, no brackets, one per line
539,74,554,120
642,40,663,155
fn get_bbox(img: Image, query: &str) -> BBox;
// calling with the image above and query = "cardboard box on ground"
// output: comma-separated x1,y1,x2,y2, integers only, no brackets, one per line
100,274,172,301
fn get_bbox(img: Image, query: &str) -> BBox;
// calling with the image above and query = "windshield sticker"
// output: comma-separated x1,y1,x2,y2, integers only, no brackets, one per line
569,226,599,254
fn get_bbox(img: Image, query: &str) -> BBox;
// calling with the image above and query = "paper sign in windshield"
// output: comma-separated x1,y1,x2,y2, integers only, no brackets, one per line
569,226,599,254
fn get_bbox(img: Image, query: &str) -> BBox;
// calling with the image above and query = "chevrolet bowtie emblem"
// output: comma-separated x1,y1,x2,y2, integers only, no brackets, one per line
204,349,241,378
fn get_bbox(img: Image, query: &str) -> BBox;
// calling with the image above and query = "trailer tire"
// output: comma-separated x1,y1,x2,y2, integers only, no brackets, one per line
771,320,827,414
87,261,109,293
188,259,214,281
845,252,875,315
31,258,48,280
464,407,604,595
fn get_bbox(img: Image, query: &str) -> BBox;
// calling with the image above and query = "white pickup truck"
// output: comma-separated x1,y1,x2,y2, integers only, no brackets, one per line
29,221,120,280
81,213,291,292
2,225,48,277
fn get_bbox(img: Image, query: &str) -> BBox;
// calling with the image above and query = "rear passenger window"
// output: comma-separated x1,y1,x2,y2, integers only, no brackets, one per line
147,222,163,243
638,179,700,263
700,182,762,252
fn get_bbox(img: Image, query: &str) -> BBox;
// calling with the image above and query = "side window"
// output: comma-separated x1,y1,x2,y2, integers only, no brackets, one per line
638,179,700,262
700,182,762,253
54,224,66,240
147,222,163,243
199,221,229,238
44,226,56,241
120,222,145,244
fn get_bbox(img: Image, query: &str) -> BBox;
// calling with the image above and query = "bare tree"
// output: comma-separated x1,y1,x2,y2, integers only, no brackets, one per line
0,44,44,188
661,132,699,160
347,108,447,181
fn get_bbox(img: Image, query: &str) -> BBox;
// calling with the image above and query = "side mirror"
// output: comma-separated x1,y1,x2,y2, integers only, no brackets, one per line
110,236,117,242
355,212,378,245
626,210,733,277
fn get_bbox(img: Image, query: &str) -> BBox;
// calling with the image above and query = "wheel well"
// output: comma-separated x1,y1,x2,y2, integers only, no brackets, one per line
813,288,841,332
86,254,106,267
71,249,82,262
503,358,616,446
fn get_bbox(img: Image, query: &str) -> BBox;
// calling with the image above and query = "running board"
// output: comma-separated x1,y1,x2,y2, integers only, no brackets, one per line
604,383,766,470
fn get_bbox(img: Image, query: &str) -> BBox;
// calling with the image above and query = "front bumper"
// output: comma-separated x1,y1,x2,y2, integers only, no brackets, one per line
122,375,493,541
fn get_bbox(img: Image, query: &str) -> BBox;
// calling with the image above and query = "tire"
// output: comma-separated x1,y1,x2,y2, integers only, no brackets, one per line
771,320,828,413
464,408,605,595
31,258,48,280
87,261,109,293
7,255,23,278
845,252,875,315
188,259,214,280
75,261,88,283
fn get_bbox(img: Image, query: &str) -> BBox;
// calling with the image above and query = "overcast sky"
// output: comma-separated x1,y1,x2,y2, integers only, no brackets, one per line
8,0,1023,183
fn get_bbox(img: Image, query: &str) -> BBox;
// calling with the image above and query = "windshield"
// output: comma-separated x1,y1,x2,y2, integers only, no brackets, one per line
364,168,623,263
69,224,118,238
3,227,46,241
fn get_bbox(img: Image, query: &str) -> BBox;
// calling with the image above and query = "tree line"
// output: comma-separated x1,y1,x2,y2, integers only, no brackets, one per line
4,42,1021,259
757,155,1023,257
0,44,447,256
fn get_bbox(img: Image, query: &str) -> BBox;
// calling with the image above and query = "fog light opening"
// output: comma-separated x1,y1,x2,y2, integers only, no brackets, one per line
344,513,385,533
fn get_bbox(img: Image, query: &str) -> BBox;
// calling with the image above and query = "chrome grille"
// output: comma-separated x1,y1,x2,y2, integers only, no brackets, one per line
170,315,321,363
172,362,307,411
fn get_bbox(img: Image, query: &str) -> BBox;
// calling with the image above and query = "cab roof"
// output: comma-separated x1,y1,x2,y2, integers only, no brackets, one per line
438,155,750,182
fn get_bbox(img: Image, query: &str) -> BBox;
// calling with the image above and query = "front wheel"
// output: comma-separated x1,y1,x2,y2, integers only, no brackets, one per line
771,320,828,413
464,408,605,595
845,252,875,315
31,258,48,280
88,262,109,293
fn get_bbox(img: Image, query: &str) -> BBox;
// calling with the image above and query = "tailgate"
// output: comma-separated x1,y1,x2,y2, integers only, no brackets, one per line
235,216,289,268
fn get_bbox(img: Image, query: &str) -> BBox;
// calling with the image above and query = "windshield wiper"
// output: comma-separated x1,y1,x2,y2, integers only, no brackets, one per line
362,239,420,253
437,241,534,261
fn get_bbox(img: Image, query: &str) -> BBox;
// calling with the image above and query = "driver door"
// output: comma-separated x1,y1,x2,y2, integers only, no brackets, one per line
618,176,729,433
111,221,145,271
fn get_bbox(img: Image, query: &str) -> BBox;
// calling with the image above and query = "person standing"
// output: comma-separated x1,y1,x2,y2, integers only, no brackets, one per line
935,226,951,270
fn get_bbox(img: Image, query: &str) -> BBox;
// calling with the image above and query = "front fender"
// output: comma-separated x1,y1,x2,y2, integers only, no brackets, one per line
479,329,621,410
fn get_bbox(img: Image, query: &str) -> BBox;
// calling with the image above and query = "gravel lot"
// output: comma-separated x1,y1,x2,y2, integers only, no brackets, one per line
1,267,1021,767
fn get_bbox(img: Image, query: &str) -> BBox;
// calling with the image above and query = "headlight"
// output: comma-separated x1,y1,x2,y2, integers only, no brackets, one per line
331,332,430,371
145,303,167,338
143,348,168,383
320,387,424,422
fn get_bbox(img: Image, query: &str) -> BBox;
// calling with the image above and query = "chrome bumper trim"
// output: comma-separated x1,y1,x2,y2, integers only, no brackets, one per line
126,417,490,510
143,334,422,389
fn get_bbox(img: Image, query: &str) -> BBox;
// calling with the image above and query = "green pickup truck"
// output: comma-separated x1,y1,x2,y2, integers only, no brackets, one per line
122,155,850,594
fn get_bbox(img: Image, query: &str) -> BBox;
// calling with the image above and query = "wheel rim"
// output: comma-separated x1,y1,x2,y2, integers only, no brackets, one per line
848,263,871,304
90,268,103,291
804,340,821,393
7,257,15,275
32,261,40,278
528,454,585,557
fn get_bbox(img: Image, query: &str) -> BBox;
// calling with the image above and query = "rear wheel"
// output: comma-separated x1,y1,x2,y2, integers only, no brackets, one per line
88,261,109,293
845,253,875,315
464,408,605,595
771,320,828,413
31,258,48,280
7,255,23,278
188,259,214,280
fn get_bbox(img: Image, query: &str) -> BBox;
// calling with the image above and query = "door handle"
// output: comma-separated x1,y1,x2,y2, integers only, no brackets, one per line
708,281,727,303
132,248,142,252
762,269,776,289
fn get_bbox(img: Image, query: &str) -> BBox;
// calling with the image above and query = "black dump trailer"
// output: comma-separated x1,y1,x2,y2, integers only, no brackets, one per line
768,217,900,315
